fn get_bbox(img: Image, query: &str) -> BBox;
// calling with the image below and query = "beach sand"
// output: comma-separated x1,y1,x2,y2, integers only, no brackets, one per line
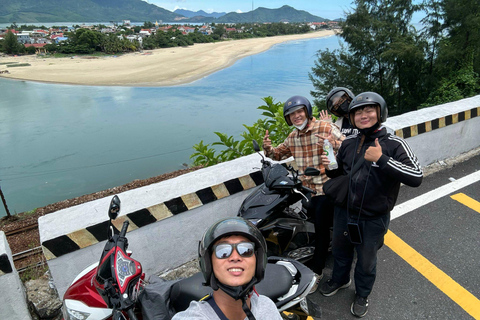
0,30,335,86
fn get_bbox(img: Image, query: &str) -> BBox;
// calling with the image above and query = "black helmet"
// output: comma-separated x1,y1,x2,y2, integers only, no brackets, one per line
326,87,355,117
348,92,388,128
198,217,267,299
283,95,312,126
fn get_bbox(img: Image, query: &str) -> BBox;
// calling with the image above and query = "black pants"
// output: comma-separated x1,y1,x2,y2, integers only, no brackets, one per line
331,206,390,297
309,195,334,275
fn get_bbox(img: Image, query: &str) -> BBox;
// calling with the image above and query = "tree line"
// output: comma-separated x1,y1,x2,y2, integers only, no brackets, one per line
0,22,321,55
310,0,480,113
190,0,480,166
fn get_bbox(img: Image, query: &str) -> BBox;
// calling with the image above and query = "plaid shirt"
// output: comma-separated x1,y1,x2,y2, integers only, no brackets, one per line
265,118,342,196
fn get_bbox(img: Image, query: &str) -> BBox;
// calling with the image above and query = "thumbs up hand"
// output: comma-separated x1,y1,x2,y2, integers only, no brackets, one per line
365,138,382,162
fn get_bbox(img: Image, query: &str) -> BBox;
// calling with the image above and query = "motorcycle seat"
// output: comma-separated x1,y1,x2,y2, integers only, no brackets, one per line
170,263,294,313
170,272,211,312
256,263,293,301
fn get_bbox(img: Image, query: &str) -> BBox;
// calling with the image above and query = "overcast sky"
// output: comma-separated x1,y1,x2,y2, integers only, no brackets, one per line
146,0,355,20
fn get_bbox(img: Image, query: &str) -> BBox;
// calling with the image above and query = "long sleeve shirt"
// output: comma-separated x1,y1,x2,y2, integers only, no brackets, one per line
264,118,343,196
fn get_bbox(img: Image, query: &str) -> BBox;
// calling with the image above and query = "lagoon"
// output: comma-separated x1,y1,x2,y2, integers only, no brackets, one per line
0,35,341,216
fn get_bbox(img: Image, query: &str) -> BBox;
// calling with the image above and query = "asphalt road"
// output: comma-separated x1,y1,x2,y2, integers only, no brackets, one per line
308,153,480,320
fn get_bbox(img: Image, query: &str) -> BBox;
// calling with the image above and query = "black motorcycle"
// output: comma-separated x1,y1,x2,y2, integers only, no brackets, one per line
238,140,319,263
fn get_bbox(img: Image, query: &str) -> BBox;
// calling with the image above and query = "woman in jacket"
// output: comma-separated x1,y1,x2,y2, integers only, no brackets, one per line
319,92,423,317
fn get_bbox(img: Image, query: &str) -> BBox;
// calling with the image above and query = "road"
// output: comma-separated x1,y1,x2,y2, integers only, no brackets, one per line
308,153,480,319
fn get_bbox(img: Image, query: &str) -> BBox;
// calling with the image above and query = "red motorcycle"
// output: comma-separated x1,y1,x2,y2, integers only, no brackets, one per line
62,195,322,320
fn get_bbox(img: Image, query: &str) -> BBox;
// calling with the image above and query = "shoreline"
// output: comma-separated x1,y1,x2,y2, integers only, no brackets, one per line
0,30,335,87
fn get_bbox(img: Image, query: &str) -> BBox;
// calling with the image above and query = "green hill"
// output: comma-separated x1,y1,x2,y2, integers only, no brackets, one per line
0,0,182,23
0,1,327,24
215,5,328,23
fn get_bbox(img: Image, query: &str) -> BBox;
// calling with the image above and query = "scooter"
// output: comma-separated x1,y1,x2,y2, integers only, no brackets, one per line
62,195,322,320
238,140,319,262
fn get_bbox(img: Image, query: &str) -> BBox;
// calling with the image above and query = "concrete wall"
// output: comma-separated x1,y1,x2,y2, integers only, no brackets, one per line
0,231,32,320
39,95,480,299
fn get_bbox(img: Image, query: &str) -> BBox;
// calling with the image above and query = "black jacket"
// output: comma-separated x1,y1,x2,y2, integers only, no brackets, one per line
327,126,423,218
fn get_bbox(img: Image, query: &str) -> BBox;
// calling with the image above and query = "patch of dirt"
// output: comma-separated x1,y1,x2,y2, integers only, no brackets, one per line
0,166,203,259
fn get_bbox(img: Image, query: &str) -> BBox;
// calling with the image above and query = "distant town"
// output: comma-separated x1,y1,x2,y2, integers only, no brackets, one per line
0,20,340,55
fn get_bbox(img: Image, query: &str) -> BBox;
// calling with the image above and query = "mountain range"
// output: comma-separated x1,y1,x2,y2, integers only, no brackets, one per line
174,9,226,19
0,0,328,24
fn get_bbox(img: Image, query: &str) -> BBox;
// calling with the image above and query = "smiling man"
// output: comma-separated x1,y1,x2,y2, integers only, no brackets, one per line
172,217,282,320
262,95,343,289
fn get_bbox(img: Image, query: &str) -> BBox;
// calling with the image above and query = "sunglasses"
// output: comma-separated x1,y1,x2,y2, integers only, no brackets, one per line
213,242,255,259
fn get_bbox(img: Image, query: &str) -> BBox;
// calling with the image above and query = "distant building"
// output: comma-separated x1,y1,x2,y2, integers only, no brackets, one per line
24,43,47,54
123,20,131,26
17,32,32,44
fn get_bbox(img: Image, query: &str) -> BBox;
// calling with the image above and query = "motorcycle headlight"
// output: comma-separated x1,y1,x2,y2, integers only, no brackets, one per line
63,301,91,320
63,299,112,320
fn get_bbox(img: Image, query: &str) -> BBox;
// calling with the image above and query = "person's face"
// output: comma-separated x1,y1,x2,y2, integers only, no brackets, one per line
288,108,307,126
211,235,256,287
354,105,378,129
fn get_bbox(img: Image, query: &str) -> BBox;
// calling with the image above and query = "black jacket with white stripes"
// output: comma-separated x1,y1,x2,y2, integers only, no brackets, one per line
326,126,423,218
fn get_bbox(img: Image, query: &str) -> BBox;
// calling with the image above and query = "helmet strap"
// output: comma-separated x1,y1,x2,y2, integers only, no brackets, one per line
358,122,380,136
214,276,258,301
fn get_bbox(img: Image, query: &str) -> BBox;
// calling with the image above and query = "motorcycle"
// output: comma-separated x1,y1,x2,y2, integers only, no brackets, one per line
62,195,322,320
238,140,320,262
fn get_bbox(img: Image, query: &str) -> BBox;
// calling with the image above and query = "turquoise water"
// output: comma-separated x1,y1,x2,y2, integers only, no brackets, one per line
0,35,341,216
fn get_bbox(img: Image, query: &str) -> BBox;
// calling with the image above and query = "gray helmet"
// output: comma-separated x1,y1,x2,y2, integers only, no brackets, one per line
326,87,355,117
198,217,267,294
283,95,312,126
348,92,388,128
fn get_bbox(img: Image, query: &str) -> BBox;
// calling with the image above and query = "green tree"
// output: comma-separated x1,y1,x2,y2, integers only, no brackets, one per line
419,0,480,107
2,31,21,54
310,0,427,115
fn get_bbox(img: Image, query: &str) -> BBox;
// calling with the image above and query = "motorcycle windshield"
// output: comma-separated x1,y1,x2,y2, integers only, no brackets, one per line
264,164,289,188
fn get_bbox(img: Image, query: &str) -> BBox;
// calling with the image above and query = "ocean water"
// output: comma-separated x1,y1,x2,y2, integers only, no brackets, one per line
0,35,341,216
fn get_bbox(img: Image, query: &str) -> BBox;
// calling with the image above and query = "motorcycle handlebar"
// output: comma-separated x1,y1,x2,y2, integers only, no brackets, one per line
302,186,316,195
119,220,129,238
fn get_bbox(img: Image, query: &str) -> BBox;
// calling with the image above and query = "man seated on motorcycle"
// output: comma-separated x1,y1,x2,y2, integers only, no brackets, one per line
262,95,343,290
172,217,282,320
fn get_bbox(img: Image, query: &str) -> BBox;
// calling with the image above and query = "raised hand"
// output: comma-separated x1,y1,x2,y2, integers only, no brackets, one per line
319,110,332,122
263,130,272,151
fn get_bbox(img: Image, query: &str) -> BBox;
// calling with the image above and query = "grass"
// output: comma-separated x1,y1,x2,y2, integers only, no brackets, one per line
24,208,37,216
19,264,48,282
6,63,31,67
0,62,17,65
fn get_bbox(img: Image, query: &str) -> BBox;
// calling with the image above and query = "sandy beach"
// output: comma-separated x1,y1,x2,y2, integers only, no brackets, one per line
0,30,335,86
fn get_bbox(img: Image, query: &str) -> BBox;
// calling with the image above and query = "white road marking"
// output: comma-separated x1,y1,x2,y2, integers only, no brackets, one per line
392,170,480,220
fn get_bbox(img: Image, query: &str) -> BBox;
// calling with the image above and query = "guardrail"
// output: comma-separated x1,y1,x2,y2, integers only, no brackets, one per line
39,95,480,299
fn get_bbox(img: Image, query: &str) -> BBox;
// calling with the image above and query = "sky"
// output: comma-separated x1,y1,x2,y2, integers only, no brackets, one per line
145,0,355,20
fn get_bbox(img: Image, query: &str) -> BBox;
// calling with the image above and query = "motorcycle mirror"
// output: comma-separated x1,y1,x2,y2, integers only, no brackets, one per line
108,195,121,220
252,139,260,152
304,167,320,176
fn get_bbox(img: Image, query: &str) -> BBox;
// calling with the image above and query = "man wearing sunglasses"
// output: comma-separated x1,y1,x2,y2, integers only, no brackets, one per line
172,217,282,320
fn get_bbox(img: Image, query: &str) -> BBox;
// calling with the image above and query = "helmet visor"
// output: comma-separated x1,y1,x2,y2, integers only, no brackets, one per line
284,105,305,116
327,91,350,115
213,242,255,259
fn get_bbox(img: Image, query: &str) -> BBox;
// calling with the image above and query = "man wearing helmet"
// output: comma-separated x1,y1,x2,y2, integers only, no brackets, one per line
172,217,282,320
262,95,343,288
319,92,423,317
324,87,358,137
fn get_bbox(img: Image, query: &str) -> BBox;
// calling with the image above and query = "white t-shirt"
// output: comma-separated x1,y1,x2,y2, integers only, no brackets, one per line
171,293,282,320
